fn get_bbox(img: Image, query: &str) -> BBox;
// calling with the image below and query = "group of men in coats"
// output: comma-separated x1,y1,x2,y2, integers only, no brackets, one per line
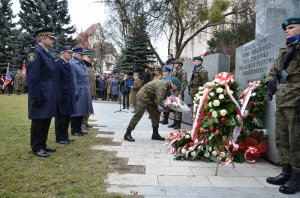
26,28,94,158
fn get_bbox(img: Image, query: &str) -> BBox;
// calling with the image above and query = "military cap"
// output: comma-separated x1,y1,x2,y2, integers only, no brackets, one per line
163,67,171,72
83,50,92,57
174,59,183,65
59,45,73,53
35,28,56,39
170,77,181,87
153,65,162,71
193,56,203,61
282,17,300,30
73,47,84,54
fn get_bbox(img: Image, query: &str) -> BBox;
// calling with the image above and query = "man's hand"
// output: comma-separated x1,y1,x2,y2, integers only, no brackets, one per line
32,99,42,108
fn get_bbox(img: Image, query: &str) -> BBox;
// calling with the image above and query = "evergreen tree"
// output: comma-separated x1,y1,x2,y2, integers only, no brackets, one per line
0,0,20,70
117,15,155,75
18,0,76,53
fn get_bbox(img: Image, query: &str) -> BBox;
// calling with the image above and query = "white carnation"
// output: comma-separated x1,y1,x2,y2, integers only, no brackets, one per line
219,94,225,100
204,152,210,158
212,151,218,156
216,87,223,93
181,148,186,154
251,92,257,97
185,134,190,139
229,90,234,95
217,156,223,161
209,92,215,97
208,147,212,152
220,109,227,117
208,102,212,107
198,145,203,150
213,100,220,107
191,151,197,157
212,111,218,118
198,86,204,91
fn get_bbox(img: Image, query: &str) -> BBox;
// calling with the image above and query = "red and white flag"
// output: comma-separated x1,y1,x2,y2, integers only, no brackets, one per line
22,61,26,79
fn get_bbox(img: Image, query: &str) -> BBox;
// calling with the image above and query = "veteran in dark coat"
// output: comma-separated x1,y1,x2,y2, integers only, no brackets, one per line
70,48,94,136
26,28,58,157
54,46,77,144
124,78,181,142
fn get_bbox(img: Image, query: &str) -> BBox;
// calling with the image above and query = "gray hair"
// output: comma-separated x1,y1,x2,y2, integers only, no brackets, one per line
36,36,48,43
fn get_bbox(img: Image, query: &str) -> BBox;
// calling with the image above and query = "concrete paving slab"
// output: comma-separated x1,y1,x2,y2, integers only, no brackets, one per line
158,175,212,187
107,185,166,196
170,160,215,168
255,177,280,188
146,166,193,176
234,167,281,177
190,167,240,176
95,134,114,138
106,173,158,186
117,151,155,158
207,176,264,187
128,158,171,166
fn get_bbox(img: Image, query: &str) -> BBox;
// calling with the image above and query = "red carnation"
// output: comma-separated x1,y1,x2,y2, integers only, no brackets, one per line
206,112,211,116
215,130,220,136
199,135,204,141
220,117,226,124
201,129,207,135
204,139,209,145
209,126,214,132
248,113,254,119
248,101,253,107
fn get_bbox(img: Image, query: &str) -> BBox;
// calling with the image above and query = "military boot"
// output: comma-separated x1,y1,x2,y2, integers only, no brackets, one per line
124,129,135,142
168,120,177,128
266,164,292,185
173,121,181,130
279,170,300,194
151,127,165,141
160,113,169,125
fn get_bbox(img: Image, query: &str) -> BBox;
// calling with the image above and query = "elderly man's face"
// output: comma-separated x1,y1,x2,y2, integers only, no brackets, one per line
285,24,300,39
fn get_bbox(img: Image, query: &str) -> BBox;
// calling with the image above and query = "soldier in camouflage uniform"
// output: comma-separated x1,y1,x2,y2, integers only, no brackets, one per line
124,77,182,142
168,59,188,129
152,65,163,81
266,17,300,195
189,56,208,112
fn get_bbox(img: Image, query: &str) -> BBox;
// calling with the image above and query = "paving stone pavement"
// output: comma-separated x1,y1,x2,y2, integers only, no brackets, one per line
90,101,300,198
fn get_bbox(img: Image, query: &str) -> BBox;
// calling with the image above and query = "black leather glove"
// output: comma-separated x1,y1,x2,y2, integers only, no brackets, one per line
32,99,42,108
266,80,277,101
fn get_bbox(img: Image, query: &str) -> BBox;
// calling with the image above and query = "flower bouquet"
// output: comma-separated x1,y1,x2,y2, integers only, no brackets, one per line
163,95,190,113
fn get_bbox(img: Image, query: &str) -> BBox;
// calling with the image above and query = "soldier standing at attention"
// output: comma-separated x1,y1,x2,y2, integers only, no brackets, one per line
168,59,188,129
189,56,208,112
55,46,77,144
14,70,23,95
266,17,300,195
124,78,181,142
26,28,58,157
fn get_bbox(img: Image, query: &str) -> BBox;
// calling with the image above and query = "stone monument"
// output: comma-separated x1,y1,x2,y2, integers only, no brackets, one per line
235,0,300,162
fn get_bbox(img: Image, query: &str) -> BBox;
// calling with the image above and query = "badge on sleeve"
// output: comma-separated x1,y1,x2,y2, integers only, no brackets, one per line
28,52,36,62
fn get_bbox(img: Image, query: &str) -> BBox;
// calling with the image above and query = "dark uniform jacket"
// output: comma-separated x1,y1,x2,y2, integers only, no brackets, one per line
56,57,77,115
26,44,58,119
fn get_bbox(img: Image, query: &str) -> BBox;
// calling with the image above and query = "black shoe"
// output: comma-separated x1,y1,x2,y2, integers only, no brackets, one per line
160,119,168,125
151,133,165,141
72,132,84,136
168,120,177,128
33,149,50,158
127,107,129,109
124,129,135,142
266,164,292,185
44,146,56,153
57,140,71,145
279,171,300,194
80,130,88,135
173,121,181,130
86,124,93,128
122,107,126,109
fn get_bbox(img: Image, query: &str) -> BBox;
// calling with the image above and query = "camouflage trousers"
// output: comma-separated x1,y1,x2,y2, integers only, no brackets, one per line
275,107,300,171
127,100,160,131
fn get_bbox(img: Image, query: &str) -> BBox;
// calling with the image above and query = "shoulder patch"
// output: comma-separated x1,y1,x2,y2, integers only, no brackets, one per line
27,52,36,62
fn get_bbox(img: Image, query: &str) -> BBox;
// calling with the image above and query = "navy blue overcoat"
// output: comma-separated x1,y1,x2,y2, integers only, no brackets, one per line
26,44,58,119
56,57,77,115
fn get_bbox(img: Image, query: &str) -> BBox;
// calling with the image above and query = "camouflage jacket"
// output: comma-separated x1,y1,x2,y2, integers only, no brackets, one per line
267,43,300,107
190,65,208,88
172,67,188,95
137,80,171,107
131,78,143,93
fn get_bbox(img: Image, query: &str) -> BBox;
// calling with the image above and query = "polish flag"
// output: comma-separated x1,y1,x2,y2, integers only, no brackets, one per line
22,61,26,79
